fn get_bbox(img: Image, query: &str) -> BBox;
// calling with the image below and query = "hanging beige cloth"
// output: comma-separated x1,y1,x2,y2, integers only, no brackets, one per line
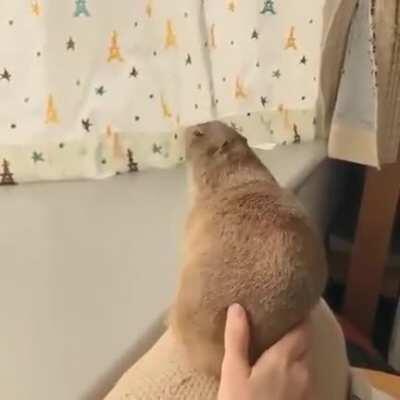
323,0,400,166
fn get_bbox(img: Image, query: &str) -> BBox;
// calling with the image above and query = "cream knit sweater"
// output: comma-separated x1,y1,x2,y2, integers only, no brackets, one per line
104,300,349,400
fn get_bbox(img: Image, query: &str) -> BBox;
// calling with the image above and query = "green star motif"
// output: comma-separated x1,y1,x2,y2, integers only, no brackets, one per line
66,37,76,51
260,96,268,107
130,67,138,78
152,143,162,154
0,68,11,81
32,151,45,163
272,69,281,78
260,0,276,15
95,86,106,95
81,118,92,132
251,29,259,39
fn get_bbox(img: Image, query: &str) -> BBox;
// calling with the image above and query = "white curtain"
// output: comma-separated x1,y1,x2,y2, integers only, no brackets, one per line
0,0,397,184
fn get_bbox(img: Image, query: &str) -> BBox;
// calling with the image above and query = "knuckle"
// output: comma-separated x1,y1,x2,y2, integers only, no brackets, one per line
273,354,290,372
292,334,310,358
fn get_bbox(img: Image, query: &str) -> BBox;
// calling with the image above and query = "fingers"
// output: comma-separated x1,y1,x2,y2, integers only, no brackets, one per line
273,318,312,361
221,304,251,378
224,304,250,362
254,318,312,373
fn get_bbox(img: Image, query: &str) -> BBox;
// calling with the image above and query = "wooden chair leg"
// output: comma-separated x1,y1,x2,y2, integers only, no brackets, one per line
343,161,400,337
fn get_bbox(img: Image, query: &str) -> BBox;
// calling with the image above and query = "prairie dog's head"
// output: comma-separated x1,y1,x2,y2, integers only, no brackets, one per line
186,121,249,163
185,121,251,192
185,121,272,194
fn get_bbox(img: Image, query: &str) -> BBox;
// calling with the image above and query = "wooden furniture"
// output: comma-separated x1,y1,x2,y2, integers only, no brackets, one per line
342,0,400,338
343,159,400,337
358,368,400,398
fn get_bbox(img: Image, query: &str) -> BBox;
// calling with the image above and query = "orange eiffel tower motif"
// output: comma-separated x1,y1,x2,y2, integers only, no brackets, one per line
106,124,113,138
107,31,124,62
285,26,297,50
278,104,290,129
284,109,290,129
106,124,114,139
165,20,177,49
106,125,124,159
227,0,236,12
127,149,138,172
293,124,301,144
31,0,41,16
0,159,17,185
235,77,247,99
210,24,216,49
45,95,59,124
161,95,173,118
145,0,152,17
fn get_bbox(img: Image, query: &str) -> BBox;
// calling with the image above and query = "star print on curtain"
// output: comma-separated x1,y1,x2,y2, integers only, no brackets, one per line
0,0,360,183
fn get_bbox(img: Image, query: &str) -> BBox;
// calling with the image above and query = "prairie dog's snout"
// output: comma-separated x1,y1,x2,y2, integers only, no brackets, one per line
185,125,204,139
193,129,204,137
185,125,205,158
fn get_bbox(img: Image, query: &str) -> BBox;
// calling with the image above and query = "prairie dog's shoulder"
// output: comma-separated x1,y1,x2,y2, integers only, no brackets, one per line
192,180,304,220
187,181,311,251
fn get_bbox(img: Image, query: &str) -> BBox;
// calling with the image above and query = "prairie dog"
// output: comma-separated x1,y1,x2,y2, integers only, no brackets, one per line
170,121,328,376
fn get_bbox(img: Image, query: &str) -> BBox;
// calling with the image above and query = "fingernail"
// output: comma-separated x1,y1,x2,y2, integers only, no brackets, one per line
229,303,244,319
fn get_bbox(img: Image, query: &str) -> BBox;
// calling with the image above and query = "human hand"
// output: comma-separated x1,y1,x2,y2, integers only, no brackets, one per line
218,304,313,400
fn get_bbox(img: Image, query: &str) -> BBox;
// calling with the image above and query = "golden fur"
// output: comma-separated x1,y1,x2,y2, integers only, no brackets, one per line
169,121,328,376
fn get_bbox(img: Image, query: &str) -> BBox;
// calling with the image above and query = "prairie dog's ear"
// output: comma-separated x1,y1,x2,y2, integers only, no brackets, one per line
219,140,230,154
239,135,248,145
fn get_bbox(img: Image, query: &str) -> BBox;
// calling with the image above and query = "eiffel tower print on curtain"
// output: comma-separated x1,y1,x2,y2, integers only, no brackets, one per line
0,159,17,185
260,0,276,15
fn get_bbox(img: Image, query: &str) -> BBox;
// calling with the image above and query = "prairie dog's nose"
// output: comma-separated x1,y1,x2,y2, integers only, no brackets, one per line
185,125,203,154
185,126,205,147
186,125,204,136
193,129,204,137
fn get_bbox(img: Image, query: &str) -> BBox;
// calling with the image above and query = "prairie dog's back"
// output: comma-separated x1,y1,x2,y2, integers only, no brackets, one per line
170,121,328,376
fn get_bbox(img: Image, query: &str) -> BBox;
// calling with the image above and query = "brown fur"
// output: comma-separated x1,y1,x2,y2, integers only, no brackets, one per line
169,121,328,376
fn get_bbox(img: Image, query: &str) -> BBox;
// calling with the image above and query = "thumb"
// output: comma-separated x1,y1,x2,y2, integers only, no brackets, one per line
221,304,251,377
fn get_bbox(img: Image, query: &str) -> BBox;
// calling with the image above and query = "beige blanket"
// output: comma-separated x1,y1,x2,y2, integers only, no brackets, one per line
104,300,396,399
104,300,350,400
